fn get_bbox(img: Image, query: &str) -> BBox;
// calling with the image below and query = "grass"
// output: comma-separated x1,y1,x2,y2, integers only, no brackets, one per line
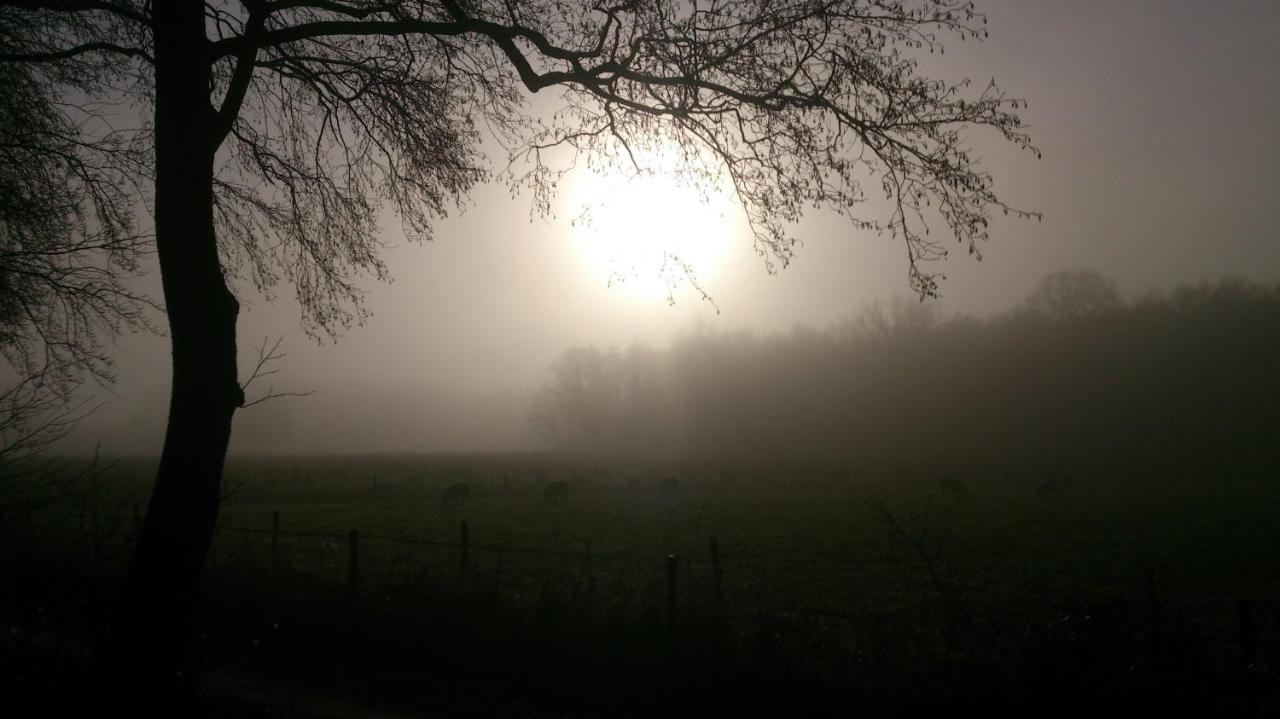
3,454,1278,716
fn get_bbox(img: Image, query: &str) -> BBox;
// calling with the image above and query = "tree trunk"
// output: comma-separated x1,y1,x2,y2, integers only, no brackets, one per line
99,2,241,702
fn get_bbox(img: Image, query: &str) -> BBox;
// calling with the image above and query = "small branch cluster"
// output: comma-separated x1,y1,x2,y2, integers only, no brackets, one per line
0,366,100,486
0,26,155,467
0,60,154,390
239,335,315,409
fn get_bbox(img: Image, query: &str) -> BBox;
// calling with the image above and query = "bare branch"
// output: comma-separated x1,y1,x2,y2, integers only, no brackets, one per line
212,7,266,146
238,335,315,408
1,0,149,26
0,42,154,64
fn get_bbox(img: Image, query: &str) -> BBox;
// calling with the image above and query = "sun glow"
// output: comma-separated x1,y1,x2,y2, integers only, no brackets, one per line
567,167,735,302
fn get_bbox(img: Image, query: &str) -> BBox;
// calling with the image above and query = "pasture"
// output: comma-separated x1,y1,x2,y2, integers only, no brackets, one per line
201,454,1280,613
4,453,1279,716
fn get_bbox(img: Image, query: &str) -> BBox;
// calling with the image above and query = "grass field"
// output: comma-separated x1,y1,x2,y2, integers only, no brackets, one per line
201,454,1280,606
4,453,1279,716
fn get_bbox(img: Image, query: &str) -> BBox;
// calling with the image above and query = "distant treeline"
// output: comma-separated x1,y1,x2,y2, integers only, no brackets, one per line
530,272,1280,475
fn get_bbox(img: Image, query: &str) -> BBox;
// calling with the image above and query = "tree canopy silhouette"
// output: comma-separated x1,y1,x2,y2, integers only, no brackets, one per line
1,0,1038,698
0,51,150,495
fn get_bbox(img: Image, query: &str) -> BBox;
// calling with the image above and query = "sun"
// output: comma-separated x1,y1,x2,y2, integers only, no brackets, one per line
567,166,734,301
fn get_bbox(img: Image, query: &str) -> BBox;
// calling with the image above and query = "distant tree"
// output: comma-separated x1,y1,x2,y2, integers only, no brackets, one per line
1024,269,1121,320
2,0,1038,694
843,295,942,343
529,346,615,451
531,342,679,456
538,278,1280,473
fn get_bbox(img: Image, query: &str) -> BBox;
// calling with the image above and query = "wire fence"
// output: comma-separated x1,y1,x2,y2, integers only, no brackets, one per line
8,496,1280,617
211,512,755,623
1,497,946,634
210,510,1280,671
3,496,1278,716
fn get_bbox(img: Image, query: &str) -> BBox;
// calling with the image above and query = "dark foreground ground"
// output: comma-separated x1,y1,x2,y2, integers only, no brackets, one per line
3,455,1279,717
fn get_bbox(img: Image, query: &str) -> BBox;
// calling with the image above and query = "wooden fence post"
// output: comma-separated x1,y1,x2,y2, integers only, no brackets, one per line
460,520,470,573
709,536,723,607
270,511,280,575
77,504,86,566
584,539,595,606
348,529,360,602
665,553,679,662
1143,566,1162,653
666,553,678,629
1238,599,1259,718
494,546,504,592
89,478,100,574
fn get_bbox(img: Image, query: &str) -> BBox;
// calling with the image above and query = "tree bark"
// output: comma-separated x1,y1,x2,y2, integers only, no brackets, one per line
99,2,241,702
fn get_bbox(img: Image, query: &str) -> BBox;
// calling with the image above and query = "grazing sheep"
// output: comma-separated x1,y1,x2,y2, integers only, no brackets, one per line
441,482,471,503
659,477,679,498
936,477,970,497
543,480,569,502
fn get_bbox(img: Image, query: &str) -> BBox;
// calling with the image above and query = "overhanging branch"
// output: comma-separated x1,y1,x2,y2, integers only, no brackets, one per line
3,0,149,26
0,42,154,64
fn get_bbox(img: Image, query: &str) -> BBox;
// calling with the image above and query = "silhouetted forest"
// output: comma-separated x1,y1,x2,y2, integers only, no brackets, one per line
531,272,1280,475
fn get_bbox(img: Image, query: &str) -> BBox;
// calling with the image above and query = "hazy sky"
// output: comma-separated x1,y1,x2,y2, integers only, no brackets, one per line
66,0,1280,455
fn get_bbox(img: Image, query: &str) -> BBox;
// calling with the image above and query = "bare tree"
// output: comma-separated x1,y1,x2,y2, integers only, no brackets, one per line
1025,269,1121,320
1,0,1039,695
530,342,681,456
0,49,151,387
0,369,91,486
529,345,622,451
0,368,119,540
0,43,150,514
843,294,942,343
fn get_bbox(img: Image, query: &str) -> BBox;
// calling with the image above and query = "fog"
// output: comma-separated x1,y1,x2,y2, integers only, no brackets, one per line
9,2,1280,716
530,275,1280,472
59,0,1280,457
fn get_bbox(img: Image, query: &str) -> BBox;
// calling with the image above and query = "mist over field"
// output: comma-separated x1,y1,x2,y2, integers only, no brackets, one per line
5,0,1280,716
60,272,1280,468
533,274,1280,469
45,0,1280,464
